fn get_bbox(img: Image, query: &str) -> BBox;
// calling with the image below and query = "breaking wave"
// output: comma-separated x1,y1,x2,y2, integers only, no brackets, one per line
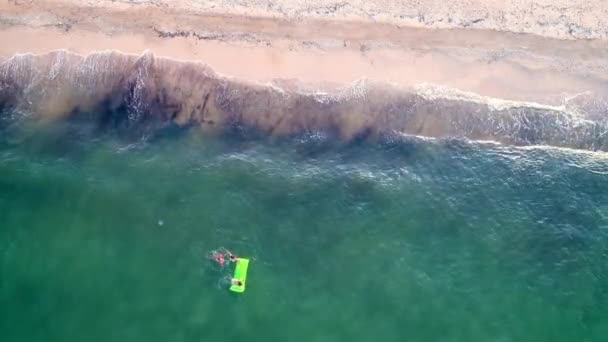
1,50,607,151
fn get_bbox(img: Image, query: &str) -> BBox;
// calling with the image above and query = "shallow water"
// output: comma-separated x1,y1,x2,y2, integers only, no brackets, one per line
1,123,608,341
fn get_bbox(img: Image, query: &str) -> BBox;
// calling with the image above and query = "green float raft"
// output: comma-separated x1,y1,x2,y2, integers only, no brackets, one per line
230,258,250,293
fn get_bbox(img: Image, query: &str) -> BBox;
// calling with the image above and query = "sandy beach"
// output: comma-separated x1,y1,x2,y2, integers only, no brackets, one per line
1,0,607,149
2,0,607,100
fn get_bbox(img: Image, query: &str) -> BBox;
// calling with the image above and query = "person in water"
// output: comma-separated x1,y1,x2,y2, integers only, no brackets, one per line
228,253,238,263
212,252,226,266
231,278,243,286
211,249,238,266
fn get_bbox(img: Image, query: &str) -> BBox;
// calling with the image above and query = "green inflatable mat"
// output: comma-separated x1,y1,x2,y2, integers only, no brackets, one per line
230,258,249,293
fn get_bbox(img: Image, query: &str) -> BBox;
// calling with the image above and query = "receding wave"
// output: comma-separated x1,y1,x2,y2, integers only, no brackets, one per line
1,50,607,151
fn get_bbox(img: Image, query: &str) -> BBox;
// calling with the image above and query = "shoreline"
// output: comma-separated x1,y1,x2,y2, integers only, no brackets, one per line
1,1,607,104
2,49,607,151
1,0,608,151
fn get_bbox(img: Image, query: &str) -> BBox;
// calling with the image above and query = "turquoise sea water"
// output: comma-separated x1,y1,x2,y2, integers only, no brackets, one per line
1,122,608,341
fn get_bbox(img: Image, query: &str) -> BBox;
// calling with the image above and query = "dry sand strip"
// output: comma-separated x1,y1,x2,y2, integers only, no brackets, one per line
4,0,607,40
1,0,607,105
